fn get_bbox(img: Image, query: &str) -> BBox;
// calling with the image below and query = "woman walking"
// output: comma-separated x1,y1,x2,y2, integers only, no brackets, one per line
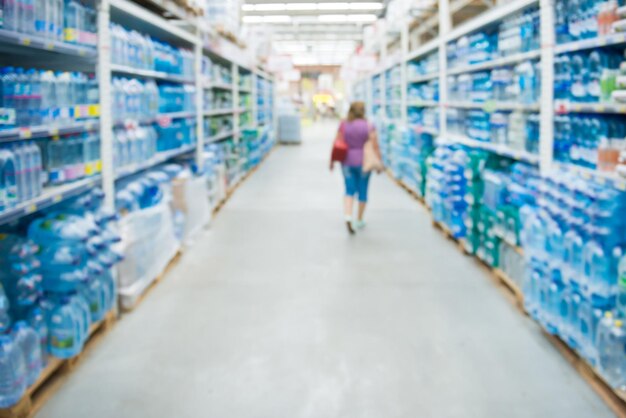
331,101,381,234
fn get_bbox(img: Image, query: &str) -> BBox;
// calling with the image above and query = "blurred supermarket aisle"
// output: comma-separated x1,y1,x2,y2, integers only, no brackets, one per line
38,121,613,418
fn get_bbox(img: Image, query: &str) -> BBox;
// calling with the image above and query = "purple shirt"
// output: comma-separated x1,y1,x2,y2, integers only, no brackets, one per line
341,119,372,167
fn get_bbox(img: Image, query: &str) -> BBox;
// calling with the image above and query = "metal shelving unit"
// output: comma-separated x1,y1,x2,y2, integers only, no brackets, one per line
362,0,565,176
0,0,275,222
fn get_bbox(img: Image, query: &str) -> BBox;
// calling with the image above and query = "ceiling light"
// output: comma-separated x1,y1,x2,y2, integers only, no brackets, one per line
349,2,384,10
242,15,263,23
254,3,287,11
263,15,292,23
317,2,349,10
347,14,377,22
285,2,317,10
318,14,348,22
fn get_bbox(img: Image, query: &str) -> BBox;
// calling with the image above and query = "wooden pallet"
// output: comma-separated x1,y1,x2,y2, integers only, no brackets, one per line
121,250,183,313
432,220,470,255
0,310,116,418
544,331,626,418
386,170,426,205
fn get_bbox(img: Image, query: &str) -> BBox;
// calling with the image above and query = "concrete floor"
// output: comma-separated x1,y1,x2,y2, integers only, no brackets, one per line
38,121,615,418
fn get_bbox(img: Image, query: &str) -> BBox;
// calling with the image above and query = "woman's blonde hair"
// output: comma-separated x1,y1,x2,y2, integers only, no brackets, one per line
347,101,366,121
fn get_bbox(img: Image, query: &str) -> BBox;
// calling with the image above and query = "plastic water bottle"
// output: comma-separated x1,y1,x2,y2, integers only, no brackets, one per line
11,321,41,386
0,148,18,209
19,0,35,34
27,308,47,364
0,335,26,407
34,0,47,35
597,315,626,388
45,295,81,358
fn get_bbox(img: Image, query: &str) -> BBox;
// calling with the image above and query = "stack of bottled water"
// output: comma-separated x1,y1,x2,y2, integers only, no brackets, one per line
408,79,439,101
110,24,194,78
158,84,196,113
555,0,618,43
156,118,196,152
112,78,159,123
44,131,101,184
1,0,97,45
425,145,472,237
408,107,438,130
553,114,626,168
204,89,233,111
0,187,120,406
0,142,43,211
1,67,98,129
27,189,120,358
205,115,233,137
448,6,539,69
521,171,626,383
203,59,232,85
113,125,157,171
555,51,622,103
448,61,540,104
407,52,439,77
112,78,196,120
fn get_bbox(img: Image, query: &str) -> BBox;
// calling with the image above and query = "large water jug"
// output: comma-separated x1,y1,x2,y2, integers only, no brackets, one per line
0,335,26,407
597,315,626,388
11,321,41,386
70,293,90,345
0,284,12,335
45,296,81,358
27,308,48,364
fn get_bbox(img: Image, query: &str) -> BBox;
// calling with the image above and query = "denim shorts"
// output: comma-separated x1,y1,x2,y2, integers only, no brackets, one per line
342,166,371,203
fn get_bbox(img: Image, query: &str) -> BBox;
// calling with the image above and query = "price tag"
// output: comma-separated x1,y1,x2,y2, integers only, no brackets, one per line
483,100,496,113
52,195,63,203
45,42,55,50
85,163,94,175
582,171,592,180
20,38,31,46
156,115,172,127
19,128,32,139
74,106,82,118
617,181,626,191
619,105,626,114
555,101,569,114
597,176,606,185
64,28,77,43
96,160,102,172
49,128,59,136
573,104,583,112
597,104,606,112
599,37,608,46
26,204,37,214
88,105,100,117
79,50,86,56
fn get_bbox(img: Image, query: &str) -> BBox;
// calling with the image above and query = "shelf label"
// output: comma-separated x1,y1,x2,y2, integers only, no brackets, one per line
88,105,100,117
555,101,569,114
52,195,63,203
19,128,32,139
483,101,497,113
45,42,55,50
26,204,37,214
20,37,31,46
617,181,626,191
156,115,173,127
49,127,59,136
64,28,78,43
596,104,606,112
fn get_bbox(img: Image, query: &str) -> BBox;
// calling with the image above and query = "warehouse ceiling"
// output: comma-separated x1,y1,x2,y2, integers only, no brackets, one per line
241,0,388,66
